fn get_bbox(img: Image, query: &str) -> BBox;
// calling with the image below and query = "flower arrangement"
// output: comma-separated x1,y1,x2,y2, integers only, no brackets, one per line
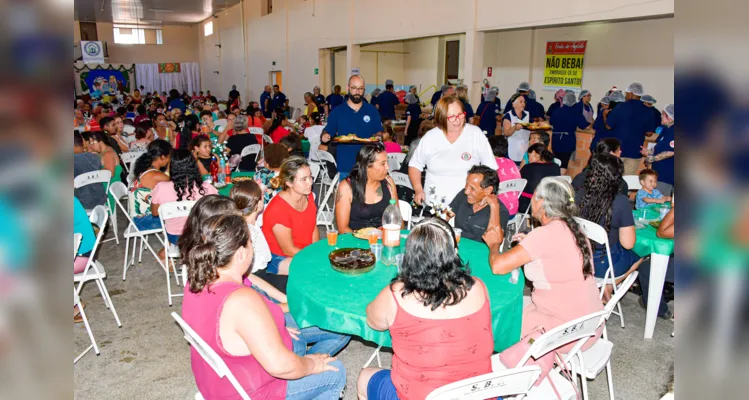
427,185,454,220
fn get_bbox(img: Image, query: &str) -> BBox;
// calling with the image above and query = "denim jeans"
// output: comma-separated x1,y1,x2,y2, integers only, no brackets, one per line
593,243,640,278
285,359,346,400
638,256,674,317
284,313,351,357
267,253,288,274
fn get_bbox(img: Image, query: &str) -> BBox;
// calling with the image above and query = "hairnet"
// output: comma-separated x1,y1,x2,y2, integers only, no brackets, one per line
664,104,674,120
405,93,418,104
609,90,626,103
528,89,537,100
641,94,657,104
625,82,644,96
600,96,610,105
484,90,497,102
491,86,499,93
371,88,382,96
440,84,449,92
518,82,531,92
578,89,590,100
385,79,394,86
409,85,417,91
563,92,577,107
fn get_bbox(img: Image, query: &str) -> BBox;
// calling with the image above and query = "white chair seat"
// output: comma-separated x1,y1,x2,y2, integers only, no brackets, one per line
167,243,180,258
74,260,107,282
566,339,614,379
124,224,162,238
493,358,577,400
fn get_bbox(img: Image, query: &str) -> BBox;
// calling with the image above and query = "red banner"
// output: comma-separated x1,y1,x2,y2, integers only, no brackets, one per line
158,63,181,73
545,41,587,55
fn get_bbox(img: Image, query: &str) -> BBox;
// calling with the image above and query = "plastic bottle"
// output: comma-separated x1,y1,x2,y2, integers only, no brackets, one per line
381,199,403,266
224,162,231,184
210,156,219,182
217,157,226,184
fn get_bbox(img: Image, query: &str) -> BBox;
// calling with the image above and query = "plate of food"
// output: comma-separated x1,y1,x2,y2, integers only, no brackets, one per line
353,227,381,241
232,176,253,183
329,248,376,275
354,137,378,143
335,134,357,142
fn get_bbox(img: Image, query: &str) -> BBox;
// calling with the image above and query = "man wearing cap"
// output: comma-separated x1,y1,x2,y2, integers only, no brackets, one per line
326,85,345,115
313,86,326,112
505,82,543,121
641,95,662,131
605,82,657,175
376,80,400,121
431,84,447,107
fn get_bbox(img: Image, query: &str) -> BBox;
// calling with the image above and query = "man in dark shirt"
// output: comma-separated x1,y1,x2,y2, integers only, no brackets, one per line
228,84,241,108
326,85,345,115
641,94,662,130
270,85,287,112
605,82,656,175
313,86,326,112
430,84,447,107
449,165,509,242
260,85,272,118
376,80,400,120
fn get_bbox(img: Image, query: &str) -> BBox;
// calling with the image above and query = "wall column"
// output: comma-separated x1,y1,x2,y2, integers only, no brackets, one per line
464,29,485,107
346,44,361,81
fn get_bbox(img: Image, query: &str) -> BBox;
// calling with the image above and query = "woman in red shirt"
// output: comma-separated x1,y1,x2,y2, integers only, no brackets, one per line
358,217,493,400
261,156,318,275
267,108,291,143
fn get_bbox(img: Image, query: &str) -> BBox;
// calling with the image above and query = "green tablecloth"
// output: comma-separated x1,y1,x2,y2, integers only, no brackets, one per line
632,208,674,257
206,171,255,197
302,140,310,153
287,233,525,353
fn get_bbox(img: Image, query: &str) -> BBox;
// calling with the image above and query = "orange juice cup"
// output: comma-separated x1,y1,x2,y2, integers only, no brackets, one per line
327,229,338,246
367,230,379,245
454,228,462,245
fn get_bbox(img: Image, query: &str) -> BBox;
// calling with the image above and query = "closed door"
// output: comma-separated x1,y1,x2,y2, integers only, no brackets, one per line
445,40,459,82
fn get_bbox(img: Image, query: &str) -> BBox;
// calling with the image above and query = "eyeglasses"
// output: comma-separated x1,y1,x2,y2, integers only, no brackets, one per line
446,112,466,122
349,86,365,92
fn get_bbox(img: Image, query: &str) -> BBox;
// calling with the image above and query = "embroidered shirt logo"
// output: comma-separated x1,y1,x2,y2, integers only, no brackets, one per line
363,115,371,123
461,152,472,161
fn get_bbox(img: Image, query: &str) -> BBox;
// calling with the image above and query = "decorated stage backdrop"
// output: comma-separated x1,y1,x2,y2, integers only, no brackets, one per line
74,63,134,97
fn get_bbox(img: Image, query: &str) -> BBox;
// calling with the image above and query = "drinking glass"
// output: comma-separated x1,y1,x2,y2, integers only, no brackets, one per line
370,243,383,263
326,229,338,246
454,228,462,246
368,230,379,245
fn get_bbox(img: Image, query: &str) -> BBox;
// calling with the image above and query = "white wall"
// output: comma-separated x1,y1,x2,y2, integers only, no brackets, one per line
483,17,675,109
94,22,199,64
218,7,247,100
404,37,440,96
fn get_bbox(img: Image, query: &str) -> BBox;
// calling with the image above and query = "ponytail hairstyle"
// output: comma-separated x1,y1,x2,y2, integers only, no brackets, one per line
179,114,200,150
229,180,263,216
179,195,239,261
310,111,322,126
133,139,172,177
189,134,211,155
533,177,593,278
528,143,554,163
267,107,287,135
184,214,250,293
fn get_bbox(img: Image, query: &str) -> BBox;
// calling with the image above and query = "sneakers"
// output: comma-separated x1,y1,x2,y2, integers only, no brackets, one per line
638,297,673,319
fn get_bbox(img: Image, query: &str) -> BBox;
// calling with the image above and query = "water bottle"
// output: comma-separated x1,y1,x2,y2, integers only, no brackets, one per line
218,157,226,184
381,199,403,266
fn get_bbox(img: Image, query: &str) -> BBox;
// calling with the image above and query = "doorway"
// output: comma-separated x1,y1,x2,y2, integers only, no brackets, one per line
79,22,98,41
444,40,459,82
270,71,283,90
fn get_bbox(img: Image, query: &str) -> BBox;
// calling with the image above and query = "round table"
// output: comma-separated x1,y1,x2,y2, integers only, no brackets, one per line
206,171,255,197
287,233,525,353
632,207,674,339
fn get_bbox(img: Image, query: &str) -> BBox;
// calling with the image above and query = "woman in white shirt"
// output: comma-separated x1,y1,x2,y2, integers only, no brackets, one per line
304,112,325,155
408,95,498,206
501,93,531,163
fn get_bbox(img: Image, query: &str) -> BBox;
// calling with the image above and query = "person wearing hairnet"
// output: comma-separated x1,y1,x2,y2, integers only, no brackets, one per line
504,82,544,121
527,89,546,121
408,85,420,105
501,93,531,163
549,92,592,174
590,96,613,151
490,86,502,106
547,89,566,118
604,82,657,175
574,89,594,124
431,84,448,107
642,103,675,194
476,89,502,136
404,92,423,145
641,94,662,131
370,88,382,107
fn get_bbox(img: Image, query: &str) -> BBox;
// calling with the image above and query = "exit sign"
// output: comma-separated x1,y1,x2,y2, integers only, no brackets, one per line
314,68,318,75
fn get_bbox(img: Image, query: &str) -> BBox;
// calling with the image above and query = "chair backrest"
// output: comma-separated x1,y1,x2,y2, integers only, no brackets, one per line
121,151,144,168
123,125,136,134
426,366,542,400
623,175,642,191
159,201,197,223
498,179,527,199
398,200,412,228
309,162,321,182
574,217,609,246
559,175,572,184
387,153,406,171
74,170,112,189
169,313,252,400
74,233,82,259
604,271,639,318
520,310,608,366
310,150,337,166
553,158,562,166
214,118,228,128
87,205,109,259
262,134,273,144
390,171,413,190
248,127,264,136
240,144,262,159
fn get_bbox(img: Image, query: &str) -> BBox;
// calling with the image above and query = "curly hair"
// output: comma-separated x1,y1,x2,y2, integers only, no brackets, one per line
133,139,172,177
579,153,624,232
169,148,206,201
184,214,249,293
392,217,474,310
534,177,594,278
179,195,239,264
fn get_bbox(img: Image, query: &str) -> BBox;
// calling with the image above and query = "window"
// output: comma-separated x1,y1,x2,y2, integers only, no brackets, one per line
113,26,162,45
156,30,163,45
204,21,213,36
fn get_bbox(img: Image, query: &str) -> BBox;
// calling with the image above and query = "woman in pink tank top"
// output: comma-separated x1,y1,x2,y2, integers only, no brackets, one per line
488,135,522,216
357,217,494,400
180,212,346,400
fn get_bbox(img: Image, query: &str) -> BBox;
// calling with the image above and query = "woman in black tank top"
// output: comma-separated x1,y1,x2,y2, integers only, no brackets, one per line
335,142,399,233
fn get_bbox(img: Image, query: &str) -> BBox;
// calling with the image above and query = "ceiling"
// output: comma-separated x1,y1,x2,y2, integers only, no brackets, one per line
74,0,242,25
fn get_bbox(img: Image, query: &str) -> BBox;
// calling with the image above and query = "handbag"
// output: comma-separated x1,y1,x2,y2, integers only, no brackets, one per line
498,328,579,400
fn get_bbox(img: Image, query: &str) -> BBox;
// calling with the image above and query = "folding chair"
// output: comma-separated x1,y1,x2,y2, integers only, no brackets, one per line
491,310,607,400
120,151,144,174
560,175,572,184
316,173,340,230
387,153,406,171
214,119,228,131
564,272,638,400
426,366,542,400
574,217,627,328
74,205,122,327
238,144,262,171
74,233,82,259
623,175,642,191
158,201,197,306
171,312,252,400
74,288,100,363
398,200,413,230
75,170,118,244
309,150,338,201
390,171,412,190
109,182,166,281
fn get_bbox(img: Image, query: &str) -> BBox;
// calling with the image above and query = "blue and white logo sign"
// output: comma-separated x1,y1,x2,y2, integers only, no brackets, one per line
363,115,371,123
82,41,105,63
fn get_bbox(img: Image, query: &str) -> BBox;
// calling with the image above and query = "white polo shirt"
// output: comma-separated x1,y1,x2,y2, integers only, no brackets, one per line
409,123,499,205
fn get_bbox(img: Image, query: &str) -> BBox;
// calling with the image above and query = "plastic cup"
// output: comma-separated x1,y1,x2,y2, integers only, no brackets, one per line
454,228,462,245
326,229,338,246
395,253,404,272
367,230,379,245
370,243,383,263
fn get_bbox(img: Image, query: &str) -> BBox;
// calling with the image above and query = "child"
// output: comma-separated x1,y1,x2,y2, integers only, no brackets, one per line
636,169,671,209
189,135,213,176
519,131,550,168
381,125,402,153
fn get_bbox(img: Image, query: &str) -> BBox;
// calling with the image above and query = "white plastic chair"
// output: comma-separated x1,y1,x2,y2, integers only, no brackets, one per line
109,182,166,282
623,175,641,191
398,200,413,230
158,201,196,306
387,153,406,171
390,171,413,190
238,144,262,171
554,158,562,166
74,205,122,327
499,178,527,199
574,217,627,328
262,134,273,144
122,125,136,135
316,173,340,230
75,170,118,245
426,366,542,400
491,310,608,400
214,118,228,131
560,175,572,184
249,127,264,136
120,151,144,174
171,312,252,400
309,150,338,202
564,272,638,400
74,288,100,363
74,233,82,259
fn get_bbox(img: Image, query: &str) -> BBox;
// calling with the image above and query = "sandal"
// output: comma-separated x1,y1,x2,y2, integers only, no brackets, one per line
74,302,85,323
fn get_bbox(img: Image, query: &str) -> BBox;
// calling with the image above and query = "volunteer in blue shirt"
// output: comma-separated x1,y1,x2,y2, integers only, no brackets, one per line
574,89,595,124
591,95,612,151
324,75,384,174
376,81,400,120
641,94,662,130
260,85,272,118
408,85,420,104
167,89,186,113
326,85,345,115
550,92,592,174
605,82,657,175
527,90,546,121
547,89,566,119
370,88,381,107
269,84,287,112
475,90,501,136
644,103,675,194
404,92,422,145
456,85,474,119
491,86,502,106
313,86,326,110
430,84,447,107
504,82,543,121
